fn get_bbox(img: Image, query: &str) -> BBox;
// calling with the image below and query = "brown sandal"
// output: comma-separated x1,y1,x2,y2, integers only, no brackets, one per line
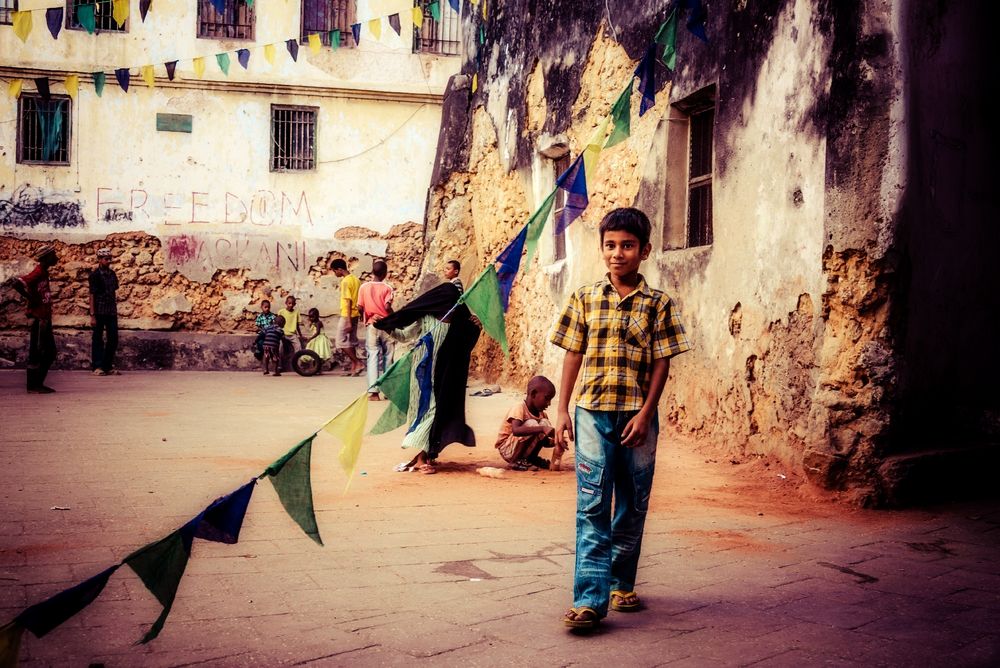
563,606,600,629
610,590,642,612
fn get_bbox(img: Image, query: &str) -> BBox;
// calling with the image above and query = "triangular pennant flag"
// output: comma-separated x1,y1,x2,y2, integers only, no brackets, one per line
209,0,226,13
329,29,340,49
124,530,193,644
472,72,478,93
479,25,485,44
8,80,22,99
654,8,679,70
388,13,401,35
408,333,436,434
139,0,151,21
141,64,155,88
482,0,487,19
368,18,381,41
15,565,119,638
429,1,441,22
286,39,299,62
308,33,321,53
216,52,230,75
524,189,557,269
322,395,369,489
114,68,130,92
77,4,95,34
263,44,275,65
188,480,256,544
34,78,51,101
192,57,205,78
605,80,634,148
45,8,63,39
449,0,460,12
555,154,588,234
112,0,129,27
411,8,422,29
634,44,657,116
684,0,709,42
12,11,32,43
496,225,528,310
164,60,177,81
460,266,509,355
582,115,610,181
370,353,413,435
246,0,253,6
264,436,322,545
64,74,79,100
92,72,105,97
351,22,361,44
237,49,250,69
0,621,24,667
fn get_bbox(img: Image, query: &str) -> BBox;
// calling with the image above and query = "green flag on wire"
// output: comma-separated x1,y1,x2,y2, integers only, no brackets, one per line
654,8,678,70
370,353,413,435
524,189,557,269
605,80,634,148
124,530,192,644
264,435,323,545
461,266,509,356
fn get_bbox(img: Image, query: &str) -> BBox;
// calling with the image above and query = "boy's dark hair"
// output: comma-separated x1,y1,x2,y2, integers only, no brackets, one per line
599,208,652,248
330,258,348,272
261,299,270,307
372,260,388,279
527,375,555,395
447,259,461,272
274,315,286,327
308,307,319,317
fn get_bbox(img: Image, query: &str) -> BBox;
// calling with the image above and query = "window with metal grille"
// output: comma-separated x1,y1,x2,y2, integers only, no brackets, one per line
17,94,72,165
0,0,17,26
413,0,460,55
66,0,126,31
686,106,714,247
198,0,253,40
271,106,317,172
301,0,355,46
552,154,569,261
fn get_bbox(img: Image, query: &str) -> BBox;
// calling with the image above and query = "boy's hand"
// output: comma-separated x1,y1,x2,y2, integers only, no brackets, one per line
554,411,574,448
621,413,651,448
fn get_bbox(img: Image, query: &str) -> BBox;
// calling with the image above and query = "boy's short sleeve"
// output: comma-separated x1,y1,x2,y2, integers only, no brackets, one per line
550,289,587,354
651,297,692,360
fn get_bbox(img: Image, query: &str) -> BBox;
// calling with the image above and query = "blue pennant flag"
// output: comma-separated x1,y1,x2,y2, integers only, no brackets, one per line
634,44,657,116
237,49,250,69
496,225,528,311
115,68,130,93
16,565,119,638
45,7,63,39
448,0,459,12
407,333,435,434
286,39,299,62
184,480,256,544
351,23,361,45
555,154,588,234
683,0,709,41
210,0,226,14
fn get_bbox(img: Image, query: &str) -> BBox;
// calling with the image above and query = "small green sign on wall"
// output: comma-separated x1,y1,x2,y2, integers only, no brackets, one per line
156,113,193,133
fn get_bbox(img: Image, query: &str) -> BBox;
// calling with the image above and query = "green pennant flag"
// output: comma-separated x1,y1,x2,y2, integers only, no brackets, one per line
605,80,634,148
329,29,340,49
0,621,24,667
369,352,413,435
523,189,558,270
92,72,105,97
460,266,509,356
429,1,441,21
77,3,96,34
216,52,230,75
124,531,192,644
654,8,678,70
264,436,322,545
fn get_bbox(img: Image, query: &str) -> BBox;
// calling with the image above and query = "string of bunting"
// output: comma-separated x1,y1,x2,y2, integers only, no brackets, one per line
0,3,706,664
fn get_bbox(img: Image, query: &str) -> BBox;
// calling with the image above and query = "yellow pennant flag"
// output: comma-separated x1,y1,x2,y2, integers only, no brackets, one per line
264,43,276,65
12,11,32,43
192,57,206,78
141,64,155,88
470,0,479,5
8,79,23,99
368,17,381,40
471,72,478,93
64,74,79,99
582,115,611,182
482,0,488,19
308,33,321,53
112,0,129,27
412,6,423,29
322,394,369,491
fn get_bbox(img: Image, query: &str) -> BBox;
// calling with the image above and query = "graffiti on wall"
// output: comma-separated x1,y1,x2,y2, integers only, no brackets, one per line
97,188,313,227
0,185,85,229
163,232,315,283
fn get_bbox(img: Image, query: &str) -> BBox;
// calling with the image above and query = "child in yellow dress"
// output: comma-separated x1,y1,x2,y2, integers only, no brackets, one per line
305,308,333,368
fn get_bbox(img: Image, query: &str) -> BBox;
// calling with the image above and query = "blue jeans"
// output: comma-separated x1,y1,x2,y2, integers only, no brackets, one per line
573,406,658,617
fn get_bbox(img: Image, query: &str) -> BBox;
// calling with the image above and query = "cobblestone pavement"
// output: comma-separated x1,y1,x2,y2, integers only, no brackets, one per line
1,370,998,667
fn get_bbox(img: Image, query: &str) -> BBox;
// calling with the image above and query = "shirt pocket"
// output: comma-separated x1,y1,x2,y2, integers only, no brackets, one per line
622,315,651,366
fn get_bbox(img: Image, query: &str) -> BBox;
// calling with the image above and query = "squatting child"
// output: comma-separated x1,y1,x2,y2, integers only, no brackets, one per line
494,376,558,471
261,314,287,376
550,207,691,631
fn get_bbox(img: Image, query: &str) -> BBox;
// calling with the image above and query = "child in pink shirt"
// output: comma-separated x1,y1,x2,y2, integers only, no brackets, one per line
357,260,395,399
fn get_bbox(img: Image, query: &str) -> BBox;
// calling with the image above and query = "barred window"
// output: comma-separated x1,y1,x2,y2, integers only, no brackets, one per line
663,85,715,250
686,105,714,247
198,0,253,40
301,0,355,46
271,106,317,172
0,0,17,26
552,154,569,261
413,0,460,55
66,0,127,32
17,94,72,165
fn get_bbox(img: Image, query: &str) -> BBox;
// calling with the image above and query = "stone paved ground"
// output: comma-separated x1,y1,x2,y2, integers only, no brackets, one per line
1,370,998,667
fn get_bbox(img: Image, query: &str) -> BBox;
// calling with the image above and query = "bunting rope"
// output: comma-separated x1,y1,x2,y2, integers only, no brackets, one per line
0,4,708,664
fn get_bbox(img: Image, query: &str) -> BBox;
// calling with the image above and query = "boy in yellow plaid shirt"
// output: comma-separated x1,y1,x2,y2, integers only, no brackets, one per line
551,208,691,630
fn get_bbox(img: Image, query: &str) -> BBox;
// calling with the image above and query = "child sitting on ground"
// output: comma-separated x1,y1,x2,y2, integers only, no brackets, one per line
305,307,333,372
253,299,276,361
261,315,286,376
494,375,560,471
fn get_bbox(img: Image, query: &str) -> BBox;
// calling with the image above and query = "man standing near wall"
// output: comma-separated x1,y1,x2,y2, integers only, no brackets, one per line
330,258,364,376
3,246,59,393
89,247,120,376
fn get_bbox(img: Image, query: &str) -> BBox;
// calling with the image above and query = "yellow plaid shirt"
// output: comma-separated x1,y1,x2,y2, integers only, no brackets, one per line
550,275,691,412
